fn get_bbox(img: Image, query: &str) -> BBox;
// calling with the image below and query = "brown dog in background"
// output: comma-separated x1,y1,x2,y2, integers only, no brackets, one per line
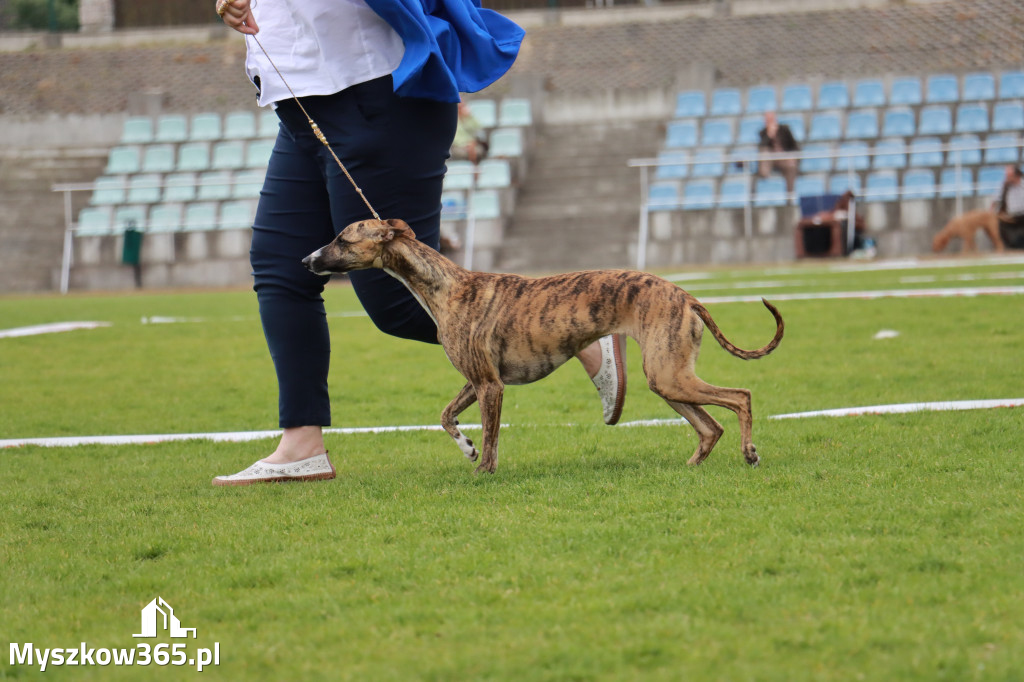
303,219,784,474
932,209,1004,253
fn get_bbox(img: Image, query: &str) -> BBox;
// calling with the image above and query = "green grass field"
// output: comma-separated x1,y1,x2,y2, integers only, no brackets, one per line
1,257,1023,680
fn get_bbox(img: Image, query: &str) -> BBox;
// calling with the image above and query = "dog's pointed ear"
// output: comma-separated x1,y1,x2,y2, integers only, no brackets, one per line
381,218,415,242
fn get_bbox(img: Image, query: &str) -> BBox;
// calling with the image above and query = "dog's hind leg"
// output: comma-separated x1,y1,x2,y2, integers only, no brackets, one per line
441,382,480,462
474,381,504,474
666,402,724,466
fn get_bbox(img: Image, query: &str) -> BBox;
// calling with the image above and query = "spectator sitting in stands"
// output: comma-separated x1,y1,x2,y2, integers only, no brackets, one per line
757,111,799,192
992,165,1024,249
450,101,489,163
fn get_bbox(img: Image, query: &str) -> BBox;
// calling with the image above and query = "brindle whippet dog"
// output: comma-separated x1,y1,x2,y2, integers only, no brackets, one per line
303,219,784,474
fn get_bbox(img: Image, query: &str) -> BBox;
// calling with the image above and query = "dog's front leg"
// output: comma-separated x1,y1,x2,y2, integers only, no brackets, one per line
441,382,479,462
474,381,504,474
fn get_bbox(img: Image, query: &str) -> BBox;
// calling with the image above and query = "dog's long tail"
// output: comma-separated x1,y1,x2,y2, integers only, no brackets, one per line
689,297,784,360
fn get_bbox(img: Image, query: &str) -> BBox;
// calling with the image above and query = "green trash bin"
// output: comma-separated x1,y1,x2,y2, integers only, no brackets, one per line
122,221,143,287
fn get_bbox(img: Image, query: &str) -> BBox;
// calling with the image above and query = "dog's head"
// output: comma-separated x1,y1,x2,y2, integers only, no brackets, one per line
931,231,949,252
302,219,415,275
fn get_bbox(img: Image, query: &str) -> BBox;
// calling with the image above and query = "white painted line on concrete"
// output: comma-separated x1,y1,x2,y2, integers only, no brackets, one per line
0,321,111,339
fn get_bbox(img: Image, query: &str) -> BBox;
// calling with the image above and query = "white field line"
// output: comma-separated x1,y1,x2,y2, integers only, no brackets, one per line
2,400,1020,449
0,321,110,339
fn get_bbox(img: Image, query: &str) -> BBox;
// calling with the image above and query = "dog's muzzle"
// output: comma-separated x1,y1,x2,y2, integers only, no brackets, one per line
301,249,328,275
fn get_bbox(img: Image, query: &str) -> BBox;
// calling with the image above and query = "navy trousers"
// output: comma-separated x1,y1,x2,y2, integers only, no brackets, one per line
251,76,458,427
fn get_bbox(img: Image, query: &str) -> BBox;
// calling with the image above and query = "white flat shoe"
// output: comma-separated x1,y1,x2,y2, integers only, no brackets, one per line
212,452,336,487
591,334,626,425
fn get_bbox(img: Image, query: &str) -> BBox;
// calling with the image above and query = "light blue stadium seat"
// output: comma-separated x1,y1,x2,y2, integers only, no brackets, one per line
902,169,936,199
926,74,959,103
469,189,501,219
808,112,842,141
834,141,869,171
947,134,983,166
691,148,725,177
177,142,211,172
198,170,234,201
440,190,467,220
873,138,906,169
829,173,862,195
955,103,989,134
781,84,812,112
106,146,141,174
155,114,188,143
211,140,246,170
148,203,183,233
799,143,833,173
882,107,915,137
754,177,787,207
984,134,1020,165
794,173,826,198
121,116,154,144
710,88,742,117
778,114,805,142
737,116,762,145
674,90,707,118
999,70,1024,99
918,105,953,135
220,199,257,229
499,98,532,127
977,166,1005,194
666,120,698,148
746,86,777,114
654,151,689,180
939,168,974,198
845,110,879,139
963,73,996,101
908,137,943,167
718,177,750,208
681,180,715,210
223,111,257,139
444,160,475,190
701,118,734,146
164,172,198,203
992,102,1024,131
127,173,162,204
245,139,274,168
189,113,222,141
865,170,898,202
817,82,850,109
488,127,524,157
113,204,148,232
853,79,886,108
476,159,511,189
728,146,757,175
259,110,279,138
77,206,114,235
90,175,127,206
232,168,265,199
890,77,922,106
467,100,497,128
141,144,175,173
648,181,680,210
183,202,220,231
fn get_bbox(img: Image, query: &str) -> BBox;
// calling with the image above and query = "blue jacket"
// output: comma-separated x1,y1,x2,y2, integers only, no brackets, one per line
366,0,524,103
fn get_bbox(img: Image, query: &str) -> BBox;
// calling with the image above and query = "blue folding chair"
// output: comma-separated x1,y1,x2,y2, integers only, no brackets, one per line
992,102,1024,131
865,170,898,202
710,89,742,116
908,137,943,167
926,74,959,103
666,120,699,148
817,82,850,109
808,112,842,141
853,79,886,107
674,90,707,118
963,73,996,101
918,105,953,135
746,86,777,114
902,169,936,199
955,103,990,134
845,110,879,139
781,84,812,112
873,139,906,169
890,77,923,106
881,107,915,137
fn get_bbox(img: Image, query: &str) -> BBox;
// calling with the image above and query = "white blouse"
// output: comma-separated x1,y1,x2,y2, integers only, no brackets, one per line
244,0,405,107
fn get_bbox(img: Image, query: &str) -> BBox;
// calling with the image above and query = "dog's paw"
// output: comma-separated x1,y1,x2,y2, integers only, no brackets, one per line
455,434,478,461
745,444,760,467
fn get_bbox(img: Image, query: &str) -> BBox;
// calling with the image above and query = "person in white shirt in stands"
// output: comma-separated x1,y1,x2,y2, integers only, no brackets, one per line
992,165,1024,249
212,0,628,486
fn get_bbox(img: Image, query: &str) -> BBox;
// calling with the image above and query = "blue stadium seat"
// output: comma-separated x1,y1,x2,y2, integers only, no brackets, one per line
106,146,141,174
845,110,879,139
444,160,475,190
220,200,257,230
728,146,758,175
799,143,833,173
918,105,953,135
77,206,114,235
488,128,524,157
778,114,806,142
781,84,812,112
737,116,763,145
992,102,1024,131
245,139,274,168
141,144,176,173
794,173,826,198
475,159,512,189
211,140,246,170
873,138,906,169
467,100,496,128
674,90,707,118
189,113,222,141
121,116,154,144
177,142,211,172
853,79,886,108
691,148,726,177
881,107,915,137
983,134,1020,165
440,190,467,220
947,134,983,166
999,70,1024,99
113,204,148,232
719,177,750,208
890,77,923,106
666,120,698,148
499,98,532,126
808,112,842,141
902,169,936,199
127,173,162,204
977,166,1005,194
148,203,183,233
926,74,959,103
865,170,898,202
710,88,742,117
908,137,944,167
163,172,198,203
746,86,777,114
232,168,265,199
155,114,188,143
198,170,234,201
224,111,257,139
939,168,974,198
829,173,861,195
817,82,849,109
469,190,502,220
648,181,680,210
654,151,689,179
834,141,870,171
681,180,715,210
963,73,996,101
183,202,220,231
754,177,788,207
701,118,734,146
955,104,989,134
90,175,127,206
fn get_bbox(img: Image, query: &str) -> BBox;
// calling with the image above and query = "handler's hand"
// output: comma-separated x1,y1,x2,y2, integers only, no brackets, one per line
217,0,259,35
